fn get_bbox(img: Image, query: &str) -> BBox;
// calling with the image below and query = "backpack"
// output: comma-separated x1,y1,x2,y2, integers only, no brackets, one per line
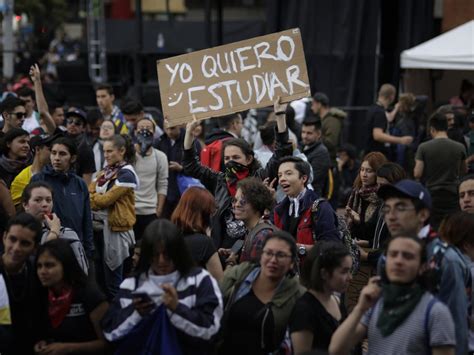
312,198,360,273
241,222,278,261
42,227,89,275
200,138,230,172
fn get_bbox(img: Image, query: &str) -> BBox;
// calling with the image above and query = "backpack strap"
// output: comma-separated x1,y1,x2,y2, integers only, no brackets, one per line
311,197,326,214
424,296,438,355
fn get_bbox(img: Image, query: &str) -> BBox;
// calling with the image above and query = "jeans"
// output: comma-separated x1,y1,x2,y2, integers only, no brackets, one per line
103,261,123,301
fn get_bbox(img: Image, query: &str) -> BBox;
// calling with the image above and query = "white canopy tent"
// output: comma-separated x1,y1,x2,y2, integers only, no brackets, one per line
400,20,474,107
401,20,474,70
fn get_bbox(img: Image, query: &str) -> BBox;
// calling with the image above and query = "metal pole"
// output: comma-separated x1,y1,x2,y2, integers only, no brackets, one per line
373,1,382,102
2,0,14,79
134,0,143,97
205,0,212,47
216,0,223,45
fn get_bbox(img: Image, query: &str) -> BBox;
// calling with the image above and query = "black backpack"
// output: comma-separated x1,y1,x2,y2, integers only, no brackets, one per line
312,198,361,273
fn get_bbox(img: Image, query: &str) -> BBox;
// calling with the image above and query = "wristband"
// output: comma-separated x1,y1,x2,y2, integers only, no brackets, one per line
49,230,60,238
275,111,285,116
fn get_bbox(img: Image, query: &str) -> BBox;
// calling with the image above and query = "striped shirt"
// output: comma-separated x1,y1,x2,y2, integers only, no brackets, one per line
102,268,223,353
361,293,455,354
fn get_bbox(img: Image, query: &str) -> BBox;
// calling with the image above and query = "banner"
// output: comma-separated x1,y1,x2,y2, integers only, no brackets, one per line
157,28,311,126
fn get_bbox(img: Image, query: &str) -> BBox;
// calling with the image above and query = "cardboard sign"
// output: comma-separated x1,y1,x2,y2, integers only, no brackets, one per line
157,28,311,126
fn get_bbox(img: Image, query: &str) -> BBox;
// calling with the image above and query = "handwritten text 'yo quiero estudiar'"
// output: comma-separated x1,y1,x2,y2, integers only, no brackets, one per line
164,36,309,114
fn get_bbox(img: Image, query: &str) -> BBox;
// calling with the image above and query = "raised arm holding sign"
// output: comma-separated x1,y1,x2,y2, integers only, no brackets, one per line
157,28,311,127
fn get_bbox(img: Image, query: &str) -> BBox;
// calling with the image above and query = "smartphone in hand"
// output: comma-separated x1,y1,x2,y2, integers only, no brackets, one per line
230,240,244,255
131,291,154,303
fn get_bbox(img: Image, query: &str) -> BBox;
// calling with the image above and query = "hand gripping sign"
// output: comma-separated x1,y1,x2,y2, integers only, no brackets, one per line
157,28,311,126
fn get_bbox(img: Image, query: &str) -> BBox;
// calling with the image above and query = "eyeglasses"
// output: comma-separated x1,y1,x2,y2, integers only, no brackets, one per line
231,197,247,207
8,112,27,119
100,125,114,130
66,118,83,126
261,249,292,262
381,204,416,215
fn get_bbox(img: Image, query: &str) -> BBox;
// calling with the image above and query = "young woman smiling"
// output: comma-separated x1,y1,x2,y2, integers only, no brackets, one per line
219,231,304,354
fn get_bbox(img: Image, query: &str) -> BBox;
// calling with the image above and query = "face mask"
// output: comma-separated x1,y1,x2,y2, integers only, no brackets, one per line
224,160,249,175
225,160,250,197
136,129,153,157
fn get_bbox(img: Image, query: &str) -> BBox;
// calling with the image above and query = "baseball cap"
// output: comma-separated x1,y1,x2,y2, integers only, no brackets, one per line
65,109,87,123
29,134,59,149
378,179,432,209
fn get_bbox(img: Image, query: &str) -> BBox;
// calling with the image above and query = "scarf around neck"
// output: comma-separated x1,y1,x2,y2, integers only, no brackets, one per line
48,285,74,328
0,154,30,174
288,188,307,218
376,283,423,336
347,184,380,223
97,161,126,187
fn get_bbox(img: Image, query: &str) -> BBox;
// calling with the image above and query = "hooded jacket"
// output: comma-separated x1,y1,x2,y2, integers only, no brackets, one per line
31,165,94,258
321,108,347,162
220,262,305,353
183,129,292,249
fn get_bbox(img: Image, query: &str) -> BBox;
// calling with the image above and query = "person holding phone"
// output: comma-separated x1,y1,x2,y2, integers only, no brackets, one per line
329,235,456,355
34,239,108,355
102,219,223,355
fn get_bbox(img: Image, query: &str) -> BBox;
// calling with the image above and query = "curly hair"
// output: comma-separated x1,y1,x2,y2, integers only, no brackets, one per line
237,177,274,216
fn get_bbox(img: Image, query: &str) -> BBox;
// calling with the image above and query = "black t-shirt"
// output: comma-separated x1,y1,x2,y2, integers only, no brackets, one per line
366,103,388,155
0,261,41,355
223,289,274,355
184,233,216,268
289,292,345,352
43,282,106,344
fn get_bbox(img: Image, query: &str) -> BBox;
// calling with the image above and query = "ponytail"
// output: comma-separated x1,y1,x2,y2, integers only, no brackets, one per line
106,134,136,165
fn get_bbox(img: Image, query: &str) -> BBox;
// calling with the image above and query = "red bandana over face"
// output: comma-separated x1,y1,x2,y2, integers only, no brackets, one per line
224,161,250,197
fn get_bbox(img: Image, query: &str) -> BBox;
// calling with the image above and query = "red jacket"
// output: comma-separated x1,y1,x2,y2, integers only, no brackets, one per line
273,189,339,245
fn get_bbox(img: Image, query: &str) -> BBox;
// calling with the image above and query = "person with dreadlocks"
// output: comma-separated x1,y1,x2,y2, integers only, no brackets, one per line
183,99,291,251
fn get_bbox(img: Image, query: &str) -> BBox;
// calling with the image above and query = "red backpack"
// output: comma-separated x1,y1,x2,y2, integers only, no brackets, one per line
200,138,230,172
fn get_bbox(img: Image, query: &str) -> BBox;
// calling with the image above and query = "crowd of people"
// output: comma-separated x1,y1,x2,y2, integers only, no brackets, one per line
0,62,474,355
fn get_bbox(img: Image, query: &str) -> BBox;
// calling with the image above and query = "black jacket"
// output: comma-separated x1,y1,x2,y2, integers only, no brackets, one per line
183,129,292,249
302,141,331,196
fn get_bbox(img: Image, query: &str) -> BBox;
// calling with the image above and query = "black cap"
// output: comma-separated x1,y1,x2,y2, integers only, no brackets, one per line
65,109,87,123
29,134,58,149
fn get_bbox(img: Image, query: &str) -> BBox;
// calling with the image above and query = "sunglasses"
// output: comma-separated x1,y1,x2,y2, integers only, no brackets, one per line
66,118,84,126
8,112,27,119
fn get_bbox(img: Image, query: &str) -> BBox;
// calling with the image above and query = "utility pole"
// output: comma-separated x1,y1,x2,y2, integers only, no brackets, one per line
2,0,14,79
